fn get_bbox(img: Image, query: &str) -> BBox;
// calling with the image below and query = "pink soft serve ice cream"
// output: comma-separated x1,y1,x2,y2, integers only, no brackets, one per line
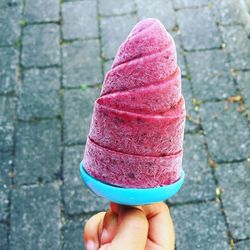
83,18,186,188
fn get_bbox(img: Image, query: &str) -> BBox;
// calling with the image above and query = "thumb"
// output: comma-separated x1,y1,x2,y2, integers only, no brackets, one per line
102,205,148,250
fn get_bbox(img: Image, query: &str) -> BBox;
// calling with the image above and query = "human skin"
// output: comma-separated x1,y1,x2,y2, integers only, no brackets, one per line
84,202,175,250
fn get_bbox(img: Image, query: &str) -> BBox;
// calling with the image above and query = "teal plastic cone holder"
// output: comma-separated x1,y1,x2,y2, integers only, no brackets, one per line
80,161,185,206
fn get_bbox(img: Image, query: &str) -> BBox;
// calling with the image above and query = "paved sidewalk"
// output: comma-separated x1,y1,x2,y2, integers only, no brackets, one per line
0,0,250,249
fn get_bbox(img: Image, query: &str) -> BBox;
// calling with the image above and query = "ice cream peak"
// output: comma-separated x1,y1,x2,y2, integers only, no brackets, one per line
101,18,177,98
83,18,186,188
112,18,174,69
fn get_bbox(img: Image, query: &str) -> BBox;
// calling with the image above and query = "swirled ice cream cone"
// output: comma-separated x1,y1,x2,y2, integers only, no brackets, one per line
83,18,186,188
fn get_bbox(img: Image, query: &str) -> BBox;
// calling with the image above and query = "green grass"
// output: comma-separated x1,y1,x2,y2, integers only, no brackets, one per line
19,19,27,28
80,83,89,91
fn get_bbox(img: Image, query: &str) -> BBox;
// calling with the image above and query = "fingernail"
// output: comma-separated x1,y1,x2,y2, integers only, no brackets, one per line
86,240,95,250
101,229,109,242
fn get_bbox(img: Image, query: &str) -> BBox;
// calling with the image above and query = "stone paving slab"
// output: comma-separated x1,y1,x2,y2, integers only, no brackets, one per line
0,96,16,152
0,6,20,46
136,0,175,30
0,47,18,94
200,101,250,162
0,0,20,8
24,0,59,23
15,120,61,184
170,134,215,203
103,59,113,75
62,40,102,87
221,25,250,70
171,31,187,76
100,0,136,16
0,190,9,221
177,53,186,77
0,151,13,188
182,78,200,133
18,68,61,120
186,50,235,101
173,0,209,9
235,70,250,117
22,24,60,67
0,223,8,250
176,7,221,50
63,216,89,250
63,88,100,145
63,0,85,2
62,0,98,40
10,183,61,250
100,14,138,59
215,161,250,240
171,202,230,250
63,145,108,215
235,240,250,250
213,0,242,26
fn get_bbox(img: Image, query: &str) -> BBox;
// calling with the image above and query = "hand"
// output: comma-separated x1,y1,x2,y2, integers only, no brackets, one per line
84,202,175,250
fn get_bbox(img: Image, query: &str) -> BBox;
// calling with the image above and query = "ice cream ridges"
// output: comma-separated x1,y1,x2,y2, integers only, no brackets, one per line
83,18,186,188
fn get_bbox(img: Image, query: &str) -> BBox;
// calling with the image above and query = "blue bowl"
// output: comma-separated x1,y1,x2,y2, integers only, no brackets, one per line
80,161,185,206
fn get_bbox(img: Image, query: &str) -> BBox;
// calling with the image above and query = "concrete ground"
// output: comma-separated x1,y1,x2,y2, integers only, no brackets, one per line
0,0,250,249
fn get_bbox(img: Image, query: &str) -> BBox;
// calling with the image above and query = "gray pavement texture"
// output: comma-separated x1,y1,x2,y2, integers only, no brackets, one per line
0,0,249,249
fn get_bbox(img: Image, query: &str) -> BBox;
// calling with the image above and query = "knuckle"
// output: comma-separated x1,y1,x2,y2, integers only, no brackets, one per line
158,202,170,215
84,212,105,231
126,208,148,230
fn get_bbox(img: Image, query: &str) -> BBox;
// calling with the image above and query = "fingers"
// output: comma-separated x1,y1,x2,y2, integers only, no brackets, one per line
142,202,175,250
84,202,175,250
100,209,118,245
84,212,105,250
109,205,149,250
111,202,174,249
